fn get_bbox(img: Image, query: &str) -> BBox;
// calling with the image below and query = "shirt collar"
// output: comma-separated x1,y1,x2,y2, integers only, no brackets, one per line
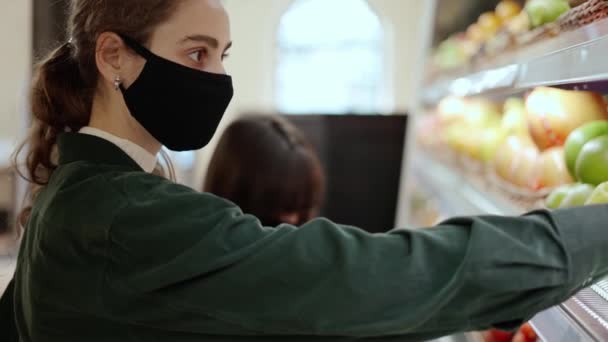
58,133,141,171
78,127,158,173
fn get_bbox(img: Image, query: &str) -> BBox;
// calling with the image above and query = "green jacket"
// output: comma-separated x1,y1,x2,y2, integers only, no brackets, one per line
4,132,608,341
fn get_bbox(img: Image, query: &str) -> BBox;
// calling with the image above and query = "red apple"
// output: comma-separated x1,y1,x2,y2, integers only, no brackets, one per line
489,329,515,342
520,323,538,341
526,87,608,150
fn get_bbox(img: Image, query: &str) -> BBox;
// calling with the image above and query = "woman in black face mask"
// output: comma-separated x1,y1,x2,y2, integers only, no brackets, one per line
204,115,325,227
4,0,608,341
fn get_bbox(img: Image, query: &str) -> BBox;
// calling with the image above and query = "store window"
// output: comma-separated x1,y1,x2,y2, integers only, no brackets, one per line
276,0,386,114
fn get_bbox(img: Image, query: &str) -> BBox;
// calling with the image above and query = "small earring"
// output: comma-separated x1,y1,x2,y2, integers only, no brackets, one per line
113,76,122,91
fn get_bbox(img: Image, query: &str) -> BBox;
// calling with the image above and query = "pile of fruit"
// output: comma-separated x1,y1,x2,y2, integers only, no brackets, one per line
421,86,608,198
546,120,608,208
434,0,527,70
433,0,597,73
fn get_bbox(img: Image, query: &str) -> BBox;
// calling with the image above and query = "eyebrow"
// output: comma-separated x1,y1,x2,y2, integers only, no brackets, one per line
182,35,233,51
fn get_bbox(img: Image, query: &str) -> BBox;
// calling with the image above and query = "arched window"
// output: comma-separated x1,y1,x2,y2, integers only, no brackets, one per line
276,0,386,114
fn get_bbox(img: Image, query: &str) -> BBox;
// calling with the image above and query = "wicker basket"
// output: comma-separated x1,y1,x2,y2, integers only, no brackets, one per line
559,0,608,31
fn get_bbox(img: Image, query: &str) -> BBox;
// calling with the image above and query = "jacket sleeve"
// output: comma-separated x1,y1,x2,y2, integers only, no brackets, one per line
105,177,608,339
0,278,19,342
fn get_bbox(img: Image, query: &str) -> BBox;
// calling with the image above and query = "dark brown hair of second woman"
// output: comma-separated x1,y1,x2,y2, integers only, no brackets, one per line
204,115,325,227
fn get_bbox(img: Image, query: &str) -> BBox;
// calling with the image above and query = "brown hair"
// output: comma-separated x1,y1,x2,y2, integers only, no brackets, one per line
13,0,183,229
204,116,325,226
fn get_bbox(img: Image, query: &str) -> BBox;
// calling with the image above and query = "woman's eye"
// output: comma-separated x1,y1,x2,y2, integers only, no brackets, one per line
188,49,206,63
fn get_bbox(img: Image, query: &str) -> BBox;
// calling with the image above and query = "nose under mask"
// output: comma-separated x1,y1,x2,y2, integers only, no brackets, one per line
118,34,234,152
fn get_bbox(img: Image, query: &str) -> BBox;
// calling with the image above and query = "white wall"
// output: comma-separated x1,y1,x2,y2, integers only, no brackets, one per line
194,0,425,190
0,0,32,155
368,0,425,111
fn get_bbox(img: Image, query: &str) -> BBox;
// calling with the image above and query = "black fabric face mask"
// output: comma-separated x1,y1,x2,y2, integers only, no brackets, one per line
118,34,234,151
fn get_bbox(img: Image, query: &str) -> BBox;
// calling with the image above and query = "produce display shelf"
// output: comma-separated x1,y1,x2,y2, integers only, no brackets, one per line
423,17,608,105
415,153,608,341
413,153,523,217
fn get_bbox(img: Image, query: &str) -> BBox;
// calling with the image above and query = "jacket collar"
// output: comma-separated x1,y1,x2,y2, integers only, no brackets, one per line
58,132,143,171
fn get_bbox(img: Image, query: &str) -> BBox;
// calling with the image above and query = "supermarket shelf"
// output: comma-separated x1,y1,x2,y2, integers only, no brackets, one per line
423,18,608,105
529,304,594,342
412,152,524,217
532,283,608,341
415,153,608,341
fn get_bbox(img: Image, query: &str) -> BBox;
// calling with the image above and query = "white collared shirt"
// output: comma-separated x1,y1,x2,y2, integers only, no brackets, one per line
79,127,158,173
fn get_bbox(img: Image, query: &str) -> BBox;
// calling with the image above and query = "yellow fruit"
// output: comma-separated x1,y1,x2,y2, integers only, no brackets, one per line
466,23,486,43
501,98,529,136
481,127,508,163
494,135,540,189
463,99,502,127
537,147,573,189
511,143,541,189
478,12,502,38
506,11,531,35
496,0,523,21
437,96,468,124
526,87,608,151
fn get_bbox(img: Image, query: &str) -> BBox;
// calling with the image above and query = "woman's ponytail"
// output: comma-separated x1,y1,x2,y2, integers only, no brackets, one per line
13,42,93,228
13,0,184,230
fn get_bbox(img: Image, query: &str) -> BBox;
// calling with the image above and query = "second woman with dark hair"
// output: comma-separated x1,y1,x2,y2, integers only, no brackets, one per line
204,115,325,227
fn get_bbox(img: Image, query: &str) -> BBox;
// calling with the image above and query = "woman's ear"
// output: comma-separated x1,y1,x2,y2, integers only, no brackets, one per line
95,32,126,85
95,32,144,90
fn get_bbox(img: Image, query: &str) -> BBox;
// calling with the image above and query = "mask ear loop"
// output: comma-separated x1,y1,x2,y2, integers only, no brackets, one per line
116,34,157,92
117,33,155,61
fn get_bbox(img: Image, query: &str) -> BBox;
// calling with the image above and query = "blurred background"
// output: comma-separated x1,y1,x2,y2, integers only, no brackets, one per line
0,0,427,234
0,0,427,307
5,0,608,341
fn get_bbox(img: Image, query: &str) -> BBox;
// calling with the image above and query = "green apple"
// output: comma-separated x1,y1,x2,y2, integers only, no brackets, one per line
576,135,608,186
560,183,595,208
564,121,608,178
546,184,575,209
586,182,608,205
525,0,570,28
